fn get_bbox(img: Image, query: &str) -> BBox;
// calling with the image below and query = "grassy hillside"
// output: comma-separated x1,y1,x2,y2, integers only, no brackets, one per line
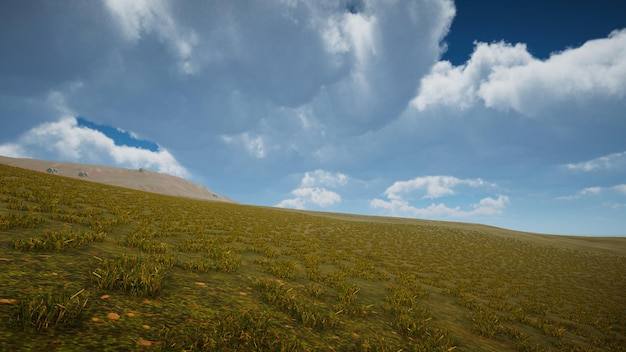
0,163,624,351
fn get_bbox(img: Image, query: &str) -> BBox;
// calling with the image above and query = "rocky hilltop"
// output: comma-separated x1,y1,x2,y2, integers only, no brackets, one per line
0,155,234,203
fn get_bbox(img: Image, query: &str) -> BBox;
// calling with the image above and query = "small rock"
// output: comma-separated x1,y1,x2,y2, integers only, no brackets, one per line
106,312,120,321
138,340,152,347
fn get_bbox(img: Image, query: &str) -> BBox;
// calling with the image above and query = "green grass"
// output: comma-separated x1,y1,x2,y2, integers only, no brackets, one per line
0,163,625,351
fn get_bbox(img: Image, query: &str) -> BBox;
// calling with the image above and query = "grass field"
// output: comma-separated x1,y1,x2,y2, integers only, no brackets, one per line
1,163,624,351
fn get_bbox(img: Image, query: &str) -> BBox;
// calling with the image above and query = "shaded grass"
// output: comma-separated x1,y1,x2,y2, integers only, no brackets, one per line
161,309,303,351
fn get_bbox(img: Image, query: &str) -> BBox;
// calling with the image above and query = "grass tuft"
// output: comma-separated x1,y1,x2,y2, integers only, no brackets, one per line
10,229,106,251
9,288,88,330
91,254,173,297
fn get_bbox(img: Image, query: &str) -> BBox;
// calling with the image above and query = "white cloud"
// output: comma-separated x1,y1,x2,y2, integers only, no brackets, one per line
413,29,626,114
0,116,189,178
104,0,198,74
558,184,626,200
565,151,626,172
275,197,306,210
371,175,507,219
277,187,342,209
0,143,29,158
301,169,348,188
293,187,341,208
371,195,509,218
412,42,532,111
384,175,489,200
580,187,602,196
276,169,347,209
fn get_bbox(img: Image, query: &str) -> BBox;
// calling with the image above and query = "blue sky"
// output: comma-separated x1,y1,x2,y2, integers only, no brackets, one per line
1,0,625,236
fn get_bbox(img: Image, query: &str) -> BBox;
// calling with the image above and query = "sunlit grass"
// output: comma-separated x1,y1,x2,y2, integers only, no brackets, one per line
10,229,106,251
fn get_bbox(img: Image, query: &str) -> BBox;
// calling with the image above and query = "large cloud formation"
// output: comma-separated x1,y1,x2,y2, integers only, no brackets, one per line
413,29,626,115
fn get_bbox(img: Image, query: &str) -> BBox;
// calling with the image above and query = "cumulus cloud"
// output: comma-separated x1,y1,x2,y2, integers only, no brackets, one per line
202,0,454,133
104,0,198,74
413,29,626,114
5,0,456,168
371,195,509,218
558,184,626,200
413,42,532,111
276,169,348,209
383,175,490,200
565,151,626,172
301,169,348,188
283,187,342,209
371,175,507,218
0,116,189,178
580,187,602,196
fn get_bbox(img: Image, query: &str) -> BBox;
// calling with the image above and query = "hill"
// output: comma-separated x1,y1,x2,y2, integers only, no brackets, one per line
0,163,625,351
0,155,234,203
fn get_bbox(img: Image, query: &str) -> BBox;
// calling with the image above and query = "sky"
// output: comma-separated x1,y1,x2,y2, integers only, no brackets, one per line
1,0,625,236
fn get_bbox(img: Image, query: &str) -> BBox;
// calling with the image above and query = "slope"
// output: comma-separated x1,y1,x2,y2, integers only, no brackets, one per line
0,155,234,203
0,163,625,351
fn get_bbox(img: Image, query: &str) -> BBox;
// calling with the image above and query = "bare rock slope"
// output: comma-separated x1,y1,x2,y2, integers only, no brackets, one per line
0,155,235,203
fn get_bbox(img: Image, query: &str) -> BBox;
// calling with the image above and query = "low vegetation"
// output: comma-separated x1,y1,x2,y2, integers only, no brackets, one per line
0,163,625,351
